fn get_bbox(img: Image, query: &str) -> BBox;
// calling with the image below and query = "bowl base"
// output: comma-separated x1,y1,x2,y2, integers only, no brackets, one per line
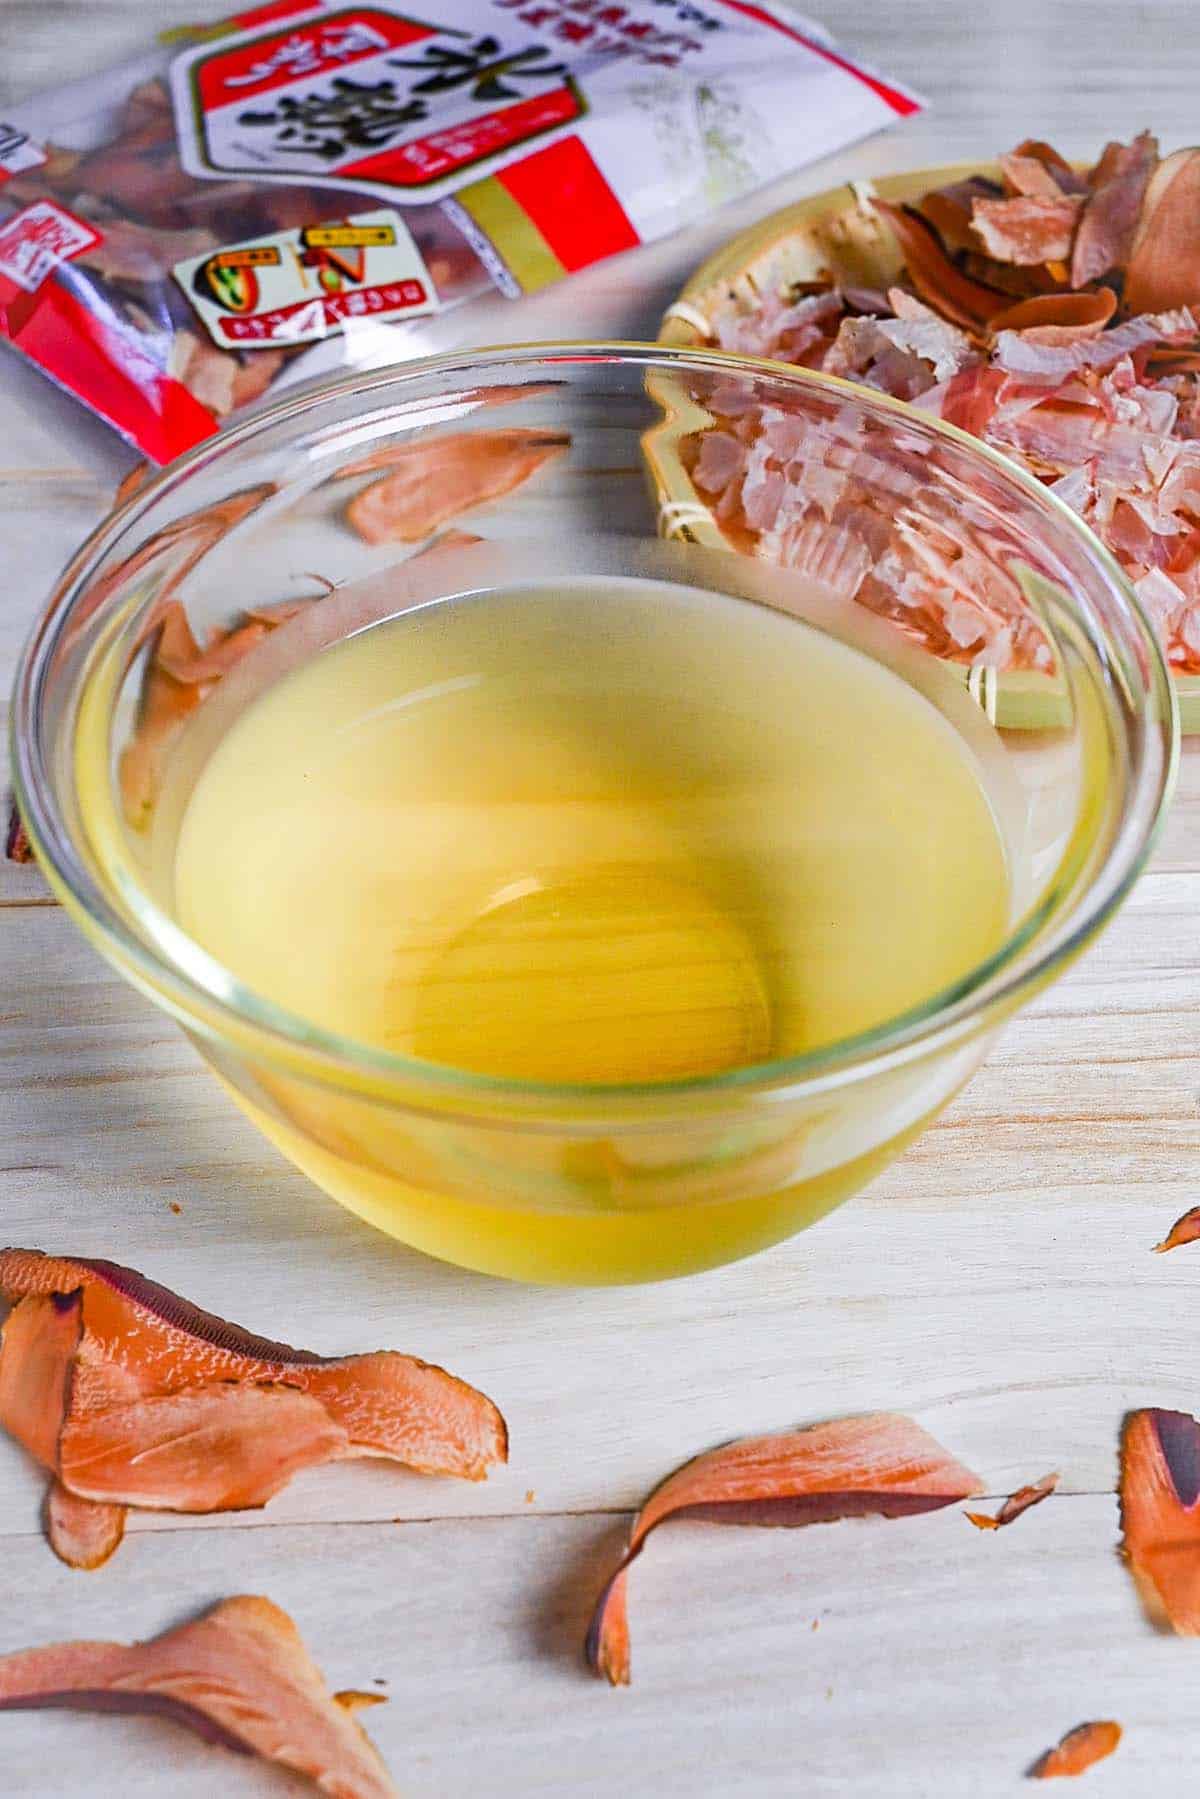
230,1087,935,1284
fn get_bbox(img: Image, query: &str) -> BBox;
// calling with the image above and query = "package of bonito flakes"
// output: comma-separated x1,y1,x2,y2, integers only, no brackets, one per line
0,0,919,461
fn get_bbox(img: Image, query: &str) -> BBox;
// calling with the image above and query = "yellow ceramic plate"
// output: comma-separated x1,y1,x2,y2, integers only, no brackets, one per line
651,164,1198,730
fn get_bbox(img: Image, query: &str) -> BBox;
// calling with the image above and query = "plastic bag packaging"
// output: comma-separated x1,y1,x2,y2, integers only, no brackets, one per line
0,0,920,462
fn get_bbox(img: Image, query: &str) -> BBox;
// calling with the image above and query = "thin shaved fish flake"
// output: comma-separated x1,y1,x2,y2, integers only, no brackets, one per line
1030,1720,1122,1780
1120,1407,1200,1632
0,1596,399,1798
965,1471,1059,1531
1153,1206,1200,1252
992,309,1196,382
0,1248,507,1565
971,194,1082,265
44,1482,126,1572
586,1412,981,1685
1072,132,1158,285
1126,149,1200,312
343,428,568,544
686,132,1200,678
5,801,32,864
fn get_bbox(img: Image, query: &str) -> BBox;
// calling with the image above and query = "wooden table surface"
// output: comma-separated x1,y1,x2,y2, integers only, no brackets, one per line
4,1,1200,1792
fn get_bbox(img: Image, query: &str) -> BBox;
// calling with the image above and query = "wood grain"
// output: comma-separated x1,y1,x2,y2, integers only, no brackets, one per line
0,1498,1177,1797
4,1,1200,1793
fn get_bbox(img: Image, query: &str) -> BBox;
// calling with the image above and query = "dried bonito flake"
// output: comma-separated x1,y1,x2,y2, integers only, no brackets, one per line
870,201,1006,329
971,194,1083,266
987,288,1116,333
44,1481,126,1573
119,575,319,829
119,602,210,829
1029,1720,1122,1779
342,428,569,544
1120,1407,1200,1632
965,1471,1059,1530
4,801,32,864
1152,1206,1200,1253
690,385,1056,676
118,518,484,833
1071,133,1158,286
66,477,274,665
697,133,1200,680
0,1596,399,1798
586,1412,982,1686
335,1690,389,1714
1126,150,1200,313
0,1248,507,1568
113,461,152,508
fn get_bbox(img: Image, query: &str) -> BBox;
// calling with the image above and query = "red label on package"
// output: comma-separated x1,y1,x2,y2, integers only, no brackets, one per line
193,7,434,108
0,201,100,293
339,83,578,184
173,3,585,201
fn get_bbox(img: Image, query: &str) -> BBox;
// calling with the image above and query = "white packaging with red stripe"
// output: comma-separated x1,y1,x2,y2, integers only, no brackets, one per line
0,0,921,462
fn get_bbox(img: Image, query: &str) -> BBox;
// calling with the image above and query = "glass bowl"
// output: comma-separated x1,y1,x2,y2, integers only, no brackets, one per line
10,344,1177,1284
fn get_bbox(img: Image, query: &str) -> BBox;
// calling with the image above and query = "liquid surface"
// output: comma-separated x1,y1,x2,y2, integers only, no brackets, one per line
171,578,1012,1086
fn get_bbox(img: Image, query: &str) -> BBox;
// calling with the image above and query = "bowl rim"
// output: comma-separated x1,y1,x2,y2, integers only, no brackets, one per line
10,339,1180,1117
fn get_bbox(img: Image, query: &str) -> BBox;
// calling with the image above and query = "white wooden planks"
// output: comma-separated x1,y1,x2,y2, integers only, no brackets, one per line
0,1498,1173,1797
4,0,1200,1793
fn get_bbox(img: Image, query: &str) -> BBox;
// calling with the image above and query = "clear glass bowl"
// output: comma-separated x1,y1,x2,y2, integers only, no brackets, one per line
11,344,1178,1284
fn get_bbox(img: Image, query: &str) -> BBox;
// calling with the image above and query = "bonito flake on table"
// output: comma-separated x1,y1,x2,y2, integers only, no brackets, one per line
0,1596,399,1797
694,136,1200,679
0,1248,508,1569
